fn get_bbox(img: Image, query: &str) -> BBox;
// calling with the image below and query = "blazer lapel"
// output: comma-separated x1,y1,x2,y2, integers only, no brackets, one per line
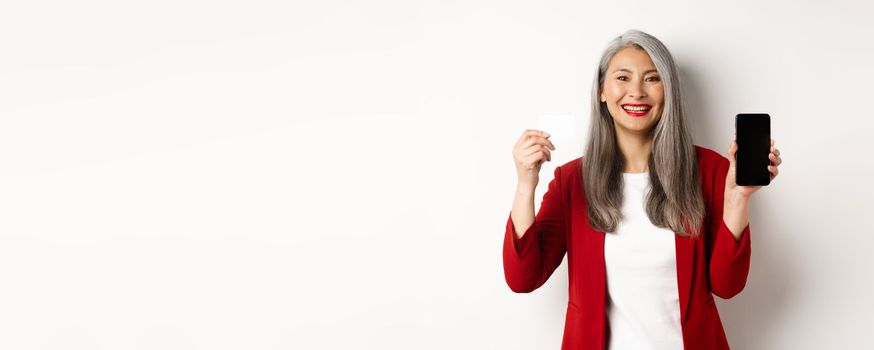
592,229,606,311
589,227,607,347
675,233,696,324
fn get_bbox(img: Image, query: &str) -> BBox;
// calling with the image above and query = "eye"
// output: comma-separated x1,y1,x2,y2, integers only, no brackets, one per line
617,76,628,81
646,76,661,82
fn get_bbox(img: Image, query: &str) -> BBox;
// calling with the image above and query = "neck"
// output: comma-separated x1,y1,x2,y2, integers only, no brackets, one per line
616,130,652,173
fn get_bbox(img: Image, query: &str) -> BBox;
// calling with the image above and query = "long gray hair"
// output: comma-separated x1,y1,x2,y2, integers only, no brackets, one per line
583,29,705,238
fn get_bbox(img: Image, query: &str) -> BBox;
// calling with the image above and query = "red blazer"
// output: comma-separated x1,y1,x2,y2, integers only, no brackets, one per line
503,145,751,350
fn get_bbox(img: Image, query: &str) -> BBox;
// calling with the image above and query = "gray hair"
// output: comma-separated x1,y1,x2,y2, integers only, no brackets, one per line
582,29,705,238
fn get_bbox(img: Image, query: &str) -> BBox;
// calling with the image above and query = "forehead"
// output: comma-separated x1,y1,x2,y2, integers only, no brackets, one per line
608,47,657,73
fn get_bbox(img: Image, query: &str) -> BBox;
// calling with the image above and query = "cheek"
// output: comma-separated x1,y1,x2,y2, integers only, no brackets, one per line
604,83,624,101
650,85,665,104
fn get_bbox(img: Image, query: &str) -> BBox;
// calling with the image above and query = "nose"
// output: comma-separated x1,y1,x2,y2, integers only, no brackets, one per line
628,81,647,99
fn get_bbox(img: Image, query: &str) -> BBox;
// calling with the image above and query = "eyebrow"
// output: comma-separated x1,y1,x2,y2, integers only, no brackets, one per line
612,68,659,74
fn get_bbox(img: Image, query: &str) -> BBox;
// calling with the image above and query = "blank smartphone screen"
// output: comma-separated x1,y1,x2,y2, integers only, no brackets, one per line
735,113,771,186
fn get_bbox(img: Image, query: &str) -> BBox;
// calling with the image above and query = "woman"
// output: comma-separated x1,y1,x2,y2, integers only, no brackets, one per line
504,29,782,349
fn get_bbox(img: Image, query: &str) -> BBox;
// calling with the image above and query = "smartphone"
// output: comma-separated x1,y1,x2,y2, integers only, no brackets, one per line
735,113,771,186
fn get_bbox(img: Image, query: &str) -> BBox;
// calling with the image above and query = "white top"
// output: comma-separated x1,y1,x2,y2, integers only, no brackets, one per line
603,172,684,350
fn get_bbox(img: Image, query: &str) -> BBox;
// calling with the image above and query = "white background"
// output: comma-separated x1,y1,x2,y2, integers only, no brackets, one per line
1,0,872,349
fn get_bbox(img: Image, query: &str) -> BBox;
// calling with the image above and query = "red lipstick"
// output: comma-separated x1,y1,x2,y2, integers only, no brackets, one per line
620,103,652,117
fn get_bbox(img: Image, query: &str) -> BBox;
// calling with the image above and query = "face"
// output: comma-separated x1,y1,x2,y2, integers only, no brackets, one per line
599,47,665,135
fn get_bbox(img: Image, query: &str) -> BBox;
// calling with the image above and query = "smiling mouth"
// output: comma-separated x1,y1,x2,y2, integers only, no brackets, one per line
621,104,652,117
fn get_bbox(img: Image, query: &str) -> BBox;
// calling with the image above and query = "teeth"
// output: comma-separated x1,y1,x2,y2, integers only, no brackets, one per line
623,105,650,111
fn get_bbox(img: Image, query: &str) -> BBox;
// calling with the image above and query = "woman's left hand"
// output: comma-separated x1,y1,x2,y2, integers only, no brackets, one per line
725,138,781,199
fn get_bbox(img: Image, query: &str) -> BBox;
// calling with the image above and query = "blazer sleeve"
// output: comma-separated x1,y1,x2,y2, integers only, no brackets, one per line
502,165,568,293
707,155,752,299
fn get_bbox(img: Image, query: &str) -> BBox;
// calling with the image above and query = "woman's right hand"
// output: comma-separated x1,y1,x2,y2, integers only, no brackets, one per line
513,129,556,189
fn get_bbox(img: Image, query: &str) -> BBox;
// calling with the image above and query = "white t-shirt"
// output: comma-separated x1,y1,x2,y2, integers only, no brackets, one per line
604,171,684,350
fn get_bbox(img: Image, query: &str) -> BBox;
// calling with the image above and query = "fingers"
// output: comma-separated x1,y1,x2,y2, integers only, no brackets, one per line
524,145,552,162
519,133,555,153
769,143,781,182
727,140,738,162
523,143,551,157
770,138,780,154
769,139,781,165
518,133,552,161
518,129,551,144
514,130,555,172
521,148,550,169
768,164,779,178
731,139,781,162
533,149,550,164
731,138,780,182
768,138,780,180
769,152,782,166
522,135,555,150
